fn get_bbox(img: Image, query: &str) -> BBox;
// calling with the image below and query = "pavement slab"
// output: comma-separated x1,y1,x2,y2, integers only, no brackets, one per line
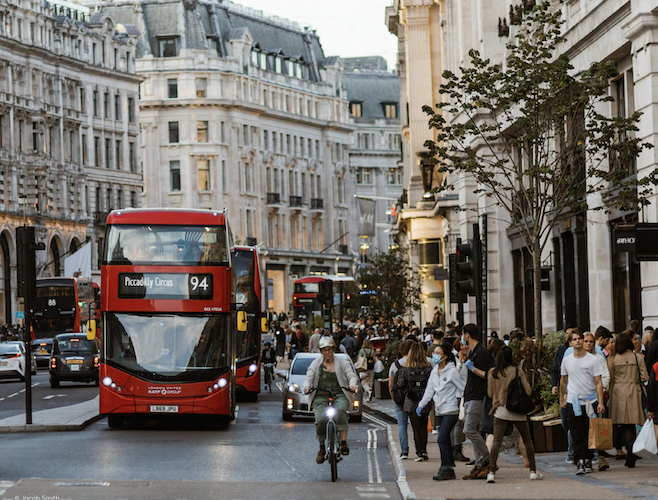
0,395,100,432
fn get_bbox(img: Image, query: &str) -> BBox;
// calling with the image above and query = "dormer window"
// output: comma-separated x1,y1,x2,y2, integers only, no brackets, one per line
207,37,219,55
296,63,303,79
275,57,282,74
350,102,363,118
158,36,179,57
251,50,259,66
260,53,267,70
287,60,295,77
382,102,398,118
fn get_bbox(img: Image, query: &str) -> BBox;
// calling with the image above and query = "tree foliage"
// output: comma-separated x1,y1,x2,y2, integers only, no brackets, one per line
422,2,656,340
357,248,421,323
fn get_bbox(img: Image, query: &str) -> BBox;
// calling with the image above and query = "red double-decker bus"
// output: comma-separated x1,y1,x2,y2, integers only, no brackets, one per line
292,275,355,325
99,208,239,428
32,277,96,338
233,246,265,400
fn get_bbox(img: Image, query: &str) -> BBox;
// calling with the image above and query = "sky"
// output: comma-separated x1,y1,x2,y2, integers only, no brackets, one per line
228,0,398,71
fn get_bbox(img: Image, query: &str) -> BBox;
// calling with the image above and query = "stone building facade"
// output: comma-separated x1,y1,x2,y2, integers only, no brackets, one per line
0,0,142,326
91,0,354,312
387,0,658,334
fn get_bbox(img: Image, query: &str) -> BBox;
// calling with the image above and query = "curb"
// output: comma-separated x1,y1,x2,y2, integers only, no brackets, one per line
385,423,416,500
0,413,103,433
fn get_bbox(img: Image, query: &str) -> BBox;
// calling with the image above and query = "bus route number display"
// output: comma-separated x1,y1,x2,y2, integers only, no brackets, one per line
118,273,213,300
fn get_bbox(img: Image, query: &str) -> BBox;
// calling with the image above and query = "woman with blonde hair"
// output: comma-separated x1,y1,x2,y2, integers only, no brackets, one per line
358,338,375,402
394,342,432,461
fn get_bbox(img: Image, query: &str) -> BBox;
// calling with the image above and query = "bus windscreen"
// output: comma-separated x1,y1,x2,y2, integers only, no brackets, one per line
105,225,229,266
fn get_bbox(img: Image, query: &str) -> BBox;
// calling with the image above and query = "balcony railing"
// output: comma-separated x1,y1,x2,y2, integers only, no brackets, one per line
289,195,303,207
266,192,280,204
311,198,324,209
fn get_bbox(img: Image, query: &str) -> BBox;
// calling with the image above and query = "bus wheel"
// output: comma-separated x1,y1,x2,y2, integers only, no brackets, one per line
214,416,230,429
107,415,124,428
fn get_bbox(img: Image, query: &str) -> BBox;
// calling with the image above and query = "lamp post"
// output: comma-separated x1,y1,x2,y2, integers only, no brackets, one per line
417,151,435,200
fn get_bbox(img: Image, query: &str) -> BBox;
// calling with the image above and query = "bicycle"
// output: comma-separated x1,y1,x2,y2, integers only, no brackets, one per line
263,362,274,393
307,386,354,482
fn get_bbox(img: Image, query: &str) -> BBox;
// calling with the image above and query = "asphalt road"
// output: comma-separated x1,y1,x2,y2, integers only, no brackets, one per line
0,369,99,421
0,382,401,500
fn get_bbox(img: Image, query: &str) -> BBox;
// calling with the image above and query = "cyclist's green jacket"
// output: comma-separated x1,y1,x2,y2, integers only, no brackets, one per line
303,355,359,407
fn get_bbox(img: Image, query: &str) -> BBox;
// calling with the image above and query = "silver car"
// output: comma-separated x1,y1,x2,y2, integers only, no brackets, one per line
280,352,363,423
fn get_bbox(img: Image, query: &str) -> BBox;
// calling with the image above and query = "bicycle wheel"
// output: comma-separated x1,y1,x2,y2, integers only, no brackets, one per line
264,368,270,388
327,420,338,482
269,373,272,393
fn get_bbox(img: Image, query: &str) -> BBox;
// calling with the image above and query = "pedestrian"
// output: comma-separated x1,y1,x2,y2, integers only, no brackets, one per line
594,326,613,356
461,323,495,480
340,329,358,360
552,327,577,463
426,329,444,357
357,338,375,402
486,346,543,482
394,342,432,462
559,329,605,475
417,341,465,481
607,331,649,468
308,328,322,354
389,339,414,459
451,336,470,462
645,327,658,374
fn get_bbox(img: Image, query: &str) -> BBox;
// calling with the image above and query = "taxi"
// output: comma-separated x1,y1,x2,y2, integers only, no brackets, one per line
49,333,99,388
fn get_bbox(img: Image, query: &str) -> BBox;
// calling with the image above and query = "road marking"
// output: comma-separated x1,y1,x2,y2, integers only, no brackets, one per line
19,388,25,393
363,412,388,427
0,480,15,496
7,392,19,398
356,486,389,498
366,428,383,483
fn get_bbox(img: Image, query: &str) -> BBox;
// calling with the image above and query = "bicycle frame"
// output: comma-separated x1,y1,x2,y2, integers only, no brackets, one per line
308,387,350,482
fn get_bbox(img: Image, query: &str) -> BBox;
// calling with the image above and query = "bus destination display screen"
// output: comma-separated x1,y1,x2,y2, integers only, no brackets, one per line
118,273,213,300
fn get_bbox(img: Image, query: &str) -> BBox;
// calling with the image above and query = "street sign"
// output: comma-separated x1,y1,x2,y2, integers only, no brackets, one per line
15,311,25,319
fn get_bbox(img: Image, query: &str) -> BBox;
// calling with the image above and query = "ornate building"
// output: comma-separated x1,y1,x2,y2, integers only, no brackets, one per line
91,0,354,312
0,0,142,325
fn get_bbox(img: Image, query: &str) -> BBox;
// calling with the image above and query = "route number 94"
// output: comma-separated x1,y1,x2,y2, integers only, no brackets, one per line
190,275,209,291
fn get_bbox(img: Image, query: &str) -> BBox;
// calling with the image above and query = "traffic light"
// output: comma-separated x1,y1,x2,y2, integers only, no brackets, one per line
317,279,333,306
456,238,480,297
448,253,460,304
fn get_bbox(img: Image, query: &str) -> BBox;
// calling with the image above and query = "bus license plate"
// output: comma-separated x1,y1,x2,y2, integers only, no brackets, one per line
150,405,179,413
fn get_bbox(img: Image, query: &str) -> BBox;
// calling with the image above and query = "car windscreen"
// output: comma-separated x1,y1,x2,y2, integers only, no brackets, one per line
0,344,20,355
56,338,96,353
291,357,316,375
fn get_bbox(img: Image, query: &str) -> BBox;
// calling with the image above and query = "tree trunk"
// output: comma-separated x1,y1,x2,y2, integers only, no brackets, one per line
532,240,542,350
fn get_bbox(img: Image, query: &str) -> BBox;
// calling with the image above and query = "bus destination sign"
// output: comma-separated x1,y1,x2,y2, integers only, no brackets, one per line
118,273,213,300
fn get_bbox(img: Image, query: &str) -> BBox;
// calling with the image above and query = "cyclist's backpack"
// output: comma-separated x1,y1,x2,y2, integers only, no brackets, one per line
406,369,428,402
392,360,406,406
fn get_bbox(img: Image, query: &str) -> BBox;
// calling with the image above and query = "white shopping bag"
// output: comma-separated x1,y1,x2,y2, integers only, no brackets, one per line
632,419,658,459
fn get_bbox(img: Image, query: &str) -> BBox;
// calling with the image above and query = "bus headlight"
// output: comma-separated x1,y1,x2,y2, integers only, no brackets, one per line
217,378,228,388
248,363,258,373
102,377,113,387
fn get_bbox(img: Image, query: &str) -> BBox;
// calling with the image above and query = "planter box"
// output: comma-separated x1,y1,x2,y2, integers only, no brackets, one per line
528,415,567,453
374,378,391,399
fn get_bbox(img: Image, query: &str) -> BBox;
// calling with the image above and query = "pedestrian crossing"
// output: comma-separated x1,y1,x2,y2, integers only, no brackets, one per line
355,485,391,498
0,480,15,496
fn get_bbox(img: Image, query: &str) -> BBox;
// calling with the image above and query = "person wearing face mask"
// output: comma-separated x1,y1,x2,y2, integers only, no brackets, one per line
416,342,466,481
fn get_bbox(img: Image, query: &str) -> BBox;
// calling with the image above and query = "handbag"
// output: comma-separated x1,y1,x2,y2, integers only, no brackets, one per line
632,419,658,459
588,416,613,450
633,353,648,410
506,367,535,415
354,355,367,372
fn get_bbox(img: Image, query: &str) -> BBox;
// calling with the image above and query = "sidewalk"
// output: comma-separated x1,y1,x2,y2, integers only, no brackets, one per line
364,397,658,500
0,396,100,433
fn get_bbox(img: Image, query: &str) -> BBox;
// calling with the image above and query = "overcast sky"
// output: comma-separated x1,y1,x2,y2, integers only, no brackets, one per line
229,0,398,71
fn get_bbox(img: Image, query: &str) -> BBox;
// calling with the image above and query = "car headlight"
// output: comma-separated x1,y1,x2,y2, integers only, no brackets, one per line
287,383,302,394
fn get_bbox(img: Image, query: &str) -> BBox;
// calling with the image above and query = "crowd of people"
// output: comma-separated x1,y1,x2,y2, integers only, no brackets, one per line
267,311,658,483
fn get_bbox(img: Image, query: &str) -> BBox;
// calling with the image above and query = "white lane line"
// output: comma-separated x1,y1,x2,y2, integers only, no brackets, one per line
367,429,374,483
372,429,382,483
31,382,40,387
19,388,25,393
0,398,4,401
365,428,383,483
7,392,18,398
363,412,388,428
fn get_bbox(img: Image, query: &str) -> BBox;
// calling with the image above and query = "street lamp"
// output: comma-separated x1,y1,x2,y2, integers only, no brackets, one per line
417,151,434,200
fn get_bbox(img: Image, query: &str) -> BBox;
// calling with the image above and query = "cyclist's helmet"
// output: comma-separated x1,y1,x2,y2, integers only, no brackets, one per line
318,336,336,350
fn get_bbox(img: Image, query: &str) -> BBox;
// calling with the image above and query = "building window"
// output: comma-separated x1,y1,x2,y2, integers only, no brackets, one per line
195,77,207,98
128,97,135,123
114,94,121,120
167,79,177,99
356,167,372,185
222,160,226,192
387,167,402,185
275,57,282,74
105,138,111,168
130,191,137,208
198,158,210,191
220,121,225,143
94,137,100,166
170,160,181,191
207,37,219,55
382,102,398,118
159,37,179,57
81,134,87,164
80,88,85,113
104,92,109,118
93,91,98,117
168,122,179,143
129,142,135,171
350,102,362,117
197,121,208,142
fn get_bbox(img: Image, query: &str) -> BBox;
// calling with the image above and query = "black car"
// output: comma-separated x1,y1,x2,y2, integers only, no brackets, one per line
50,334,100,388
31,338,54,369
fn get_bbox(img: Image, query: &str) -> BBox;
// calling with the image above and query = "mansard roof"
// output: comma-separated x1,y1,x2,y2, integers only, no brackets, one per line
343,69,400,120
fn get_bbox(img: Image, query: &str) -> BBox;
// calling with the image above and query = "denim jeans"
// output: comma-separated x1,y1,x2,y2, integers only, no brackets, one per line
395,403,409,454
436,414,459,467
464,399,490,467
566,403,595,462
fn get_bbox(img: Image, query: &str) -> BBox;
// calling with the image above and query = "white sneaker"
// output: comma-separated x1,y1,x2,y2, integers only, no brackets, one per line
529,471,543,480
431,428,439,435
487,472,495,483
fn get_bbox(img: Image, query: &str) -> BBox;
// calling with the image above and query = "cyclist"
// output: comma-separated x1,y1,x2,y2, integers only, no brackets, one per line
261,342,277,390
304,336,359,464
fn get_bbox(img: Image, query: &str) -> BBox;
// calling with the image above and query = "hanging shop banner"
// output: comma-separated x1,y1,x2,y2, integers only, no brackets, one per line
357,198,376,237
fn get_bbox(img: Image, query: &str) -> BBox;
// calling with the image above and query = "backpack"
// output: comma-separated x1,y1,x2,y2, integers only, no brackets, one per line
406,369,428,402
392,360,406,406
363,348,375,370
506,367,534,415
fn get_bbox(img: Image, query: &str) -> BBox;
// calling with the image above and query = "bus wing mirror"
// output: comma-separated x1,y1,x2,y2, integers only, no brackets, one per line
261,317,269,333
87,320,97,341
237,311,247,332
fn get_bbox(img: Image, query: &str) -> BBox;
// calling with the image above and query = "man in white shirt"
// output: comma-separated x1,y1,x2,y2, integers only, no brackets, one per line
560,330,605,475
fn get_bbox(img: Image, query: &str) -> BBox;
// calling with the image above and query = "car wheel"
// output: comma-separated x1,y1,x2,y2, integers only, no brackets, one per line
282,410,293,421
50,376,59,389
94,377,100,387
349,414,363,423
107,415,124,428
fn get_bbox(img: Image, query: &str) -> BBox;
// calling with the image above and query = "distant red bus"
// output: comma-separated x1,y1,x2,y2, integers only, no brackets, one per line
99,208,238,428
233,246,264,399
32,277,96,338
292,275,354,325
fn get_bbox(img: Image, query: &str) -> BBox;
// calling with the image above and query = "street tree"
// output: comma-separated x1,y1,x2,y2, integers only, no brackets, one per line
357,248,421,324
423,2,656,345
